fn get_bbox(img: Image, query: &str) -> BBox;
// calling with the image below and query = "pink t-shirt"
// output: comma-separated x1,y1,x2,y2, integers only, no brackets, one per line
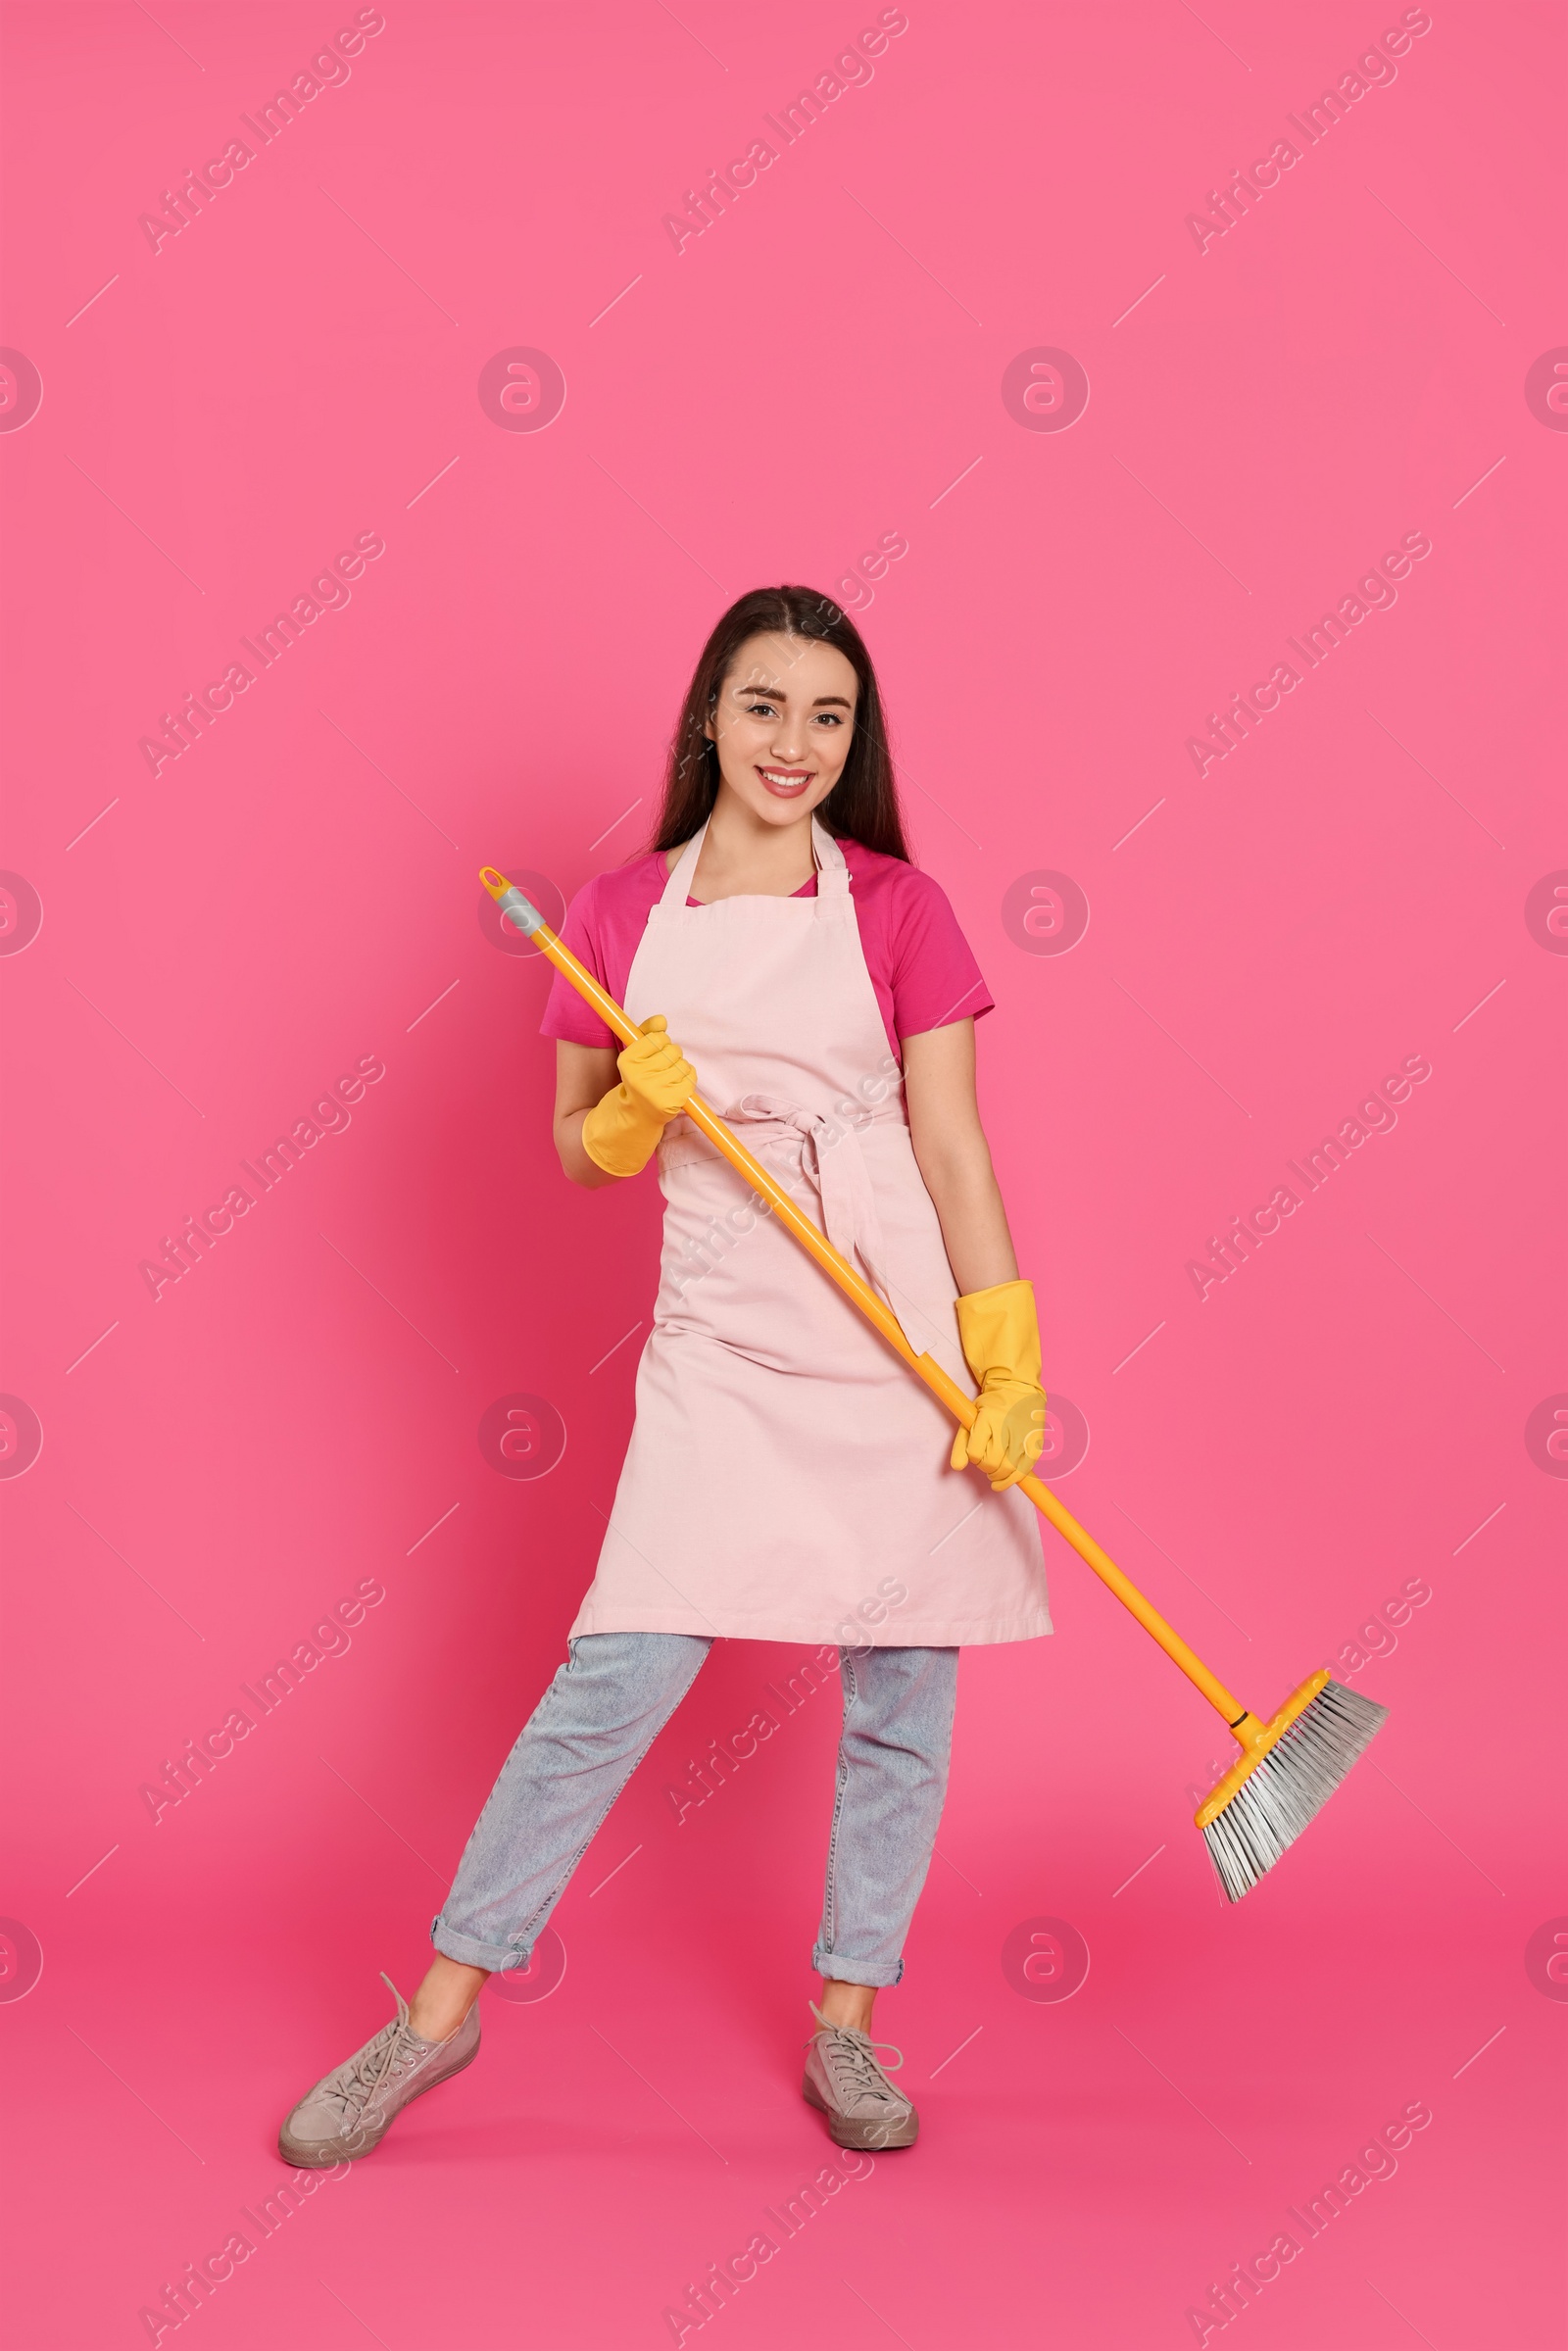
540,837,993,1063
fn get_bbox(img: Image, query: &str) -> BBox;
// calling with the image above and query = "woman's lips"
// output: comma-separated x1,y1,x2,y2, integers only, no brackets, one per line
757,766,813,799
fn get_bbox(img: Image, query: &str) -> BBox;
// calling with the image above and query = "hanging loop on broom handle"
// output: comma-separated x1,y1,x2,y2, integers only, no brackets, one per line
483,867,1262,1746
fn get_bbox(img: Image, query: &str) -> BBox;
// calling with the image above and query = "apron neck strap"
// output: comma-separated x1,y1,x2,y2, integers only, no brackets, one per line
658,810,849,907
810,818,850,894
660,821,708,908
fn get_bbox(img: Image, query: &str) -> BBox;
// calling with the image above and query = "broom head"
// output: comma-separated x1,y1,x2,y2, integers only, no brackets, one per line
1197,1669,1388,1902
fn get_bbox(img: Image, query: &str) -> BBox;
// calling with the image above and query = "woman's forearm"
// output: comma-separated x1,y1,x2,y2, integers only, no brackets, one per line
913,1133,1020,1296
554,1106,624,1188
554,1040,626,1187
902,1020,1024,1297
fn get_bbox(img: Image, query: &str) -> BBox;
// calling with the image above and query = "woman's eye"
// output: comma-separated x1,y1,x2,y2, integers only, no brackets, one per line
813,712,843,727
745,701,777,717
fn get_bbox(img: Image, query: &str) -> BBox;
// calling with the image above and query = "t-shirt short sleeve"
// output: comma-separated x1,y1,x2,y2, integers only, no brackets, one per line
883,864,995,1041
539,858,663,1051
837,842,994,1055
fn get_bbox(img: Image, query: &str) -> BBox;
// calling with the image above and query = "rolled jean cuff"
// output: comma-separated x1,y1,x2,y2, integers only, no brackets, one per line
812,1944,906,1989
429,1913,525,1973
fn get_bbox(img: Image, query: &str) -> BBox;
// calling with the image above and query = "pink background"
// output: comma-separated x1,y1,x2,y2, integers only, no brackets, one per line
2,2,1564,2344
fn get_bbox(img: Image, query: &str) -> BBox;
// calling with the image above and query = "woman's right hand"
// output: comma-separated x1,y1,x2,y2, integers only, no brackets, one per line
614,1014,698,1122
579,1015,697,1178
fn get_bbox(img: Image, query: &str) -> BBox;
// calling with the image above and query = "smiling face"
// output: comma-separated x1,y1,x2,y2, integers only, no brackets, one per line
704,631,859,829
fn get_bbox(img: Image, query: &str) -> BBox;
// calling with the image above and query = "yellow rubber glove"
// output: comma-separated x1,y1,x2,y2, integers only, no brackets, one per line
949,1278,1048,1492
580,1014,698,1178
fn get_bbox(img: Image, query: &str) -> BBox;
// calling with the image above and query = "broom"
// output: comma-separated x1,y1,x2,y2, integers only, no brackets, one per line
480,865,1387,1900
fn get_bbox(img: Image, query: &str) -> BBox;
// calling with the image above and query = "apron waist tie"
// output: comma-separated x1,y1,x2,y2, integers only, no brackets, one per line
661,1095,903,1302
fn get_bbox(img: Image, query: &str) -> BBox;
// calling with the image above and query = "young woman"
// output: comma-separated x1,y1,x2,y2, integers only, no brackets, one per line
279,587,1051,2167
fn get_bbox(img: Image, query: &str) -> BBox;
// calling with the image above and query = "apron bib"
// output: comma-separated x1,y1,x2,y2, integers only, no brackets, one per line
569,817,1051,1647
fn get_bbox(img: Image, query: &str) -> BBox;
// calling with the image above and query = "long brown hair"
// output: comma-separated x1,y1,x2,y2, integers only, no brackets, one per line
650,586,909,859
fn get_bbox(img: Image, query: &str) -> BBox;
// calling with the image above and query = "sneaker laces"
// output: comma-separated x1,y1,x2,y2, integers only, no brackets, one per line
807,2002,907,2107
322,1974,424,2124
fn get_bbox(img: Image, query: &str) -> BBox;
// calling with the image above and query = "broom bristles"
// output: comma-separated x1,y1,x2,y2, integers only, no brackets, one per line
1201,1680,1388,1902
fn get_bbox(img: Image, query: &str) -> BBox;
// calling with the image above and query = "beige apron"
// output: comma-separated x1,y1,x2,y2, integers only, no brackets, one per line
568,818,1051,1647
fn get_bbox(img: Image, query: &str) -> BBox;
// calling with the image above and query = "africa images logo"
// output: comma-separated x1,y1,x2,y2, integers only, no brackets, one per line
662,11,909,254
137,11,387,255
139,1055,386,1299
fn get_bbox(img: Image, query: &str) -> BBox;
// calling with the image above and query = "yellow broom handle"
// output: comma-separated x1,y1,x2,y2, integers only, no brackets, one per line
485,870,1255,1737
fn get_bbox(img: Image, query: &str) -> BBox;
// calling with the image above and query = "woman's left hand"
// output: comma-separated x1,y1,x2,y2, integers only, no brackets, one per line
949,1278,1048,1492
950,1386,1048,1492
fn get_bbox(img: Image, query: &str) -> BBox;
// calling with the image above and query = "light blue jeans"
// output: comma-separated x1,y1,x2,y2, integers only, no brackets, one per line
431,1633,958,1987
